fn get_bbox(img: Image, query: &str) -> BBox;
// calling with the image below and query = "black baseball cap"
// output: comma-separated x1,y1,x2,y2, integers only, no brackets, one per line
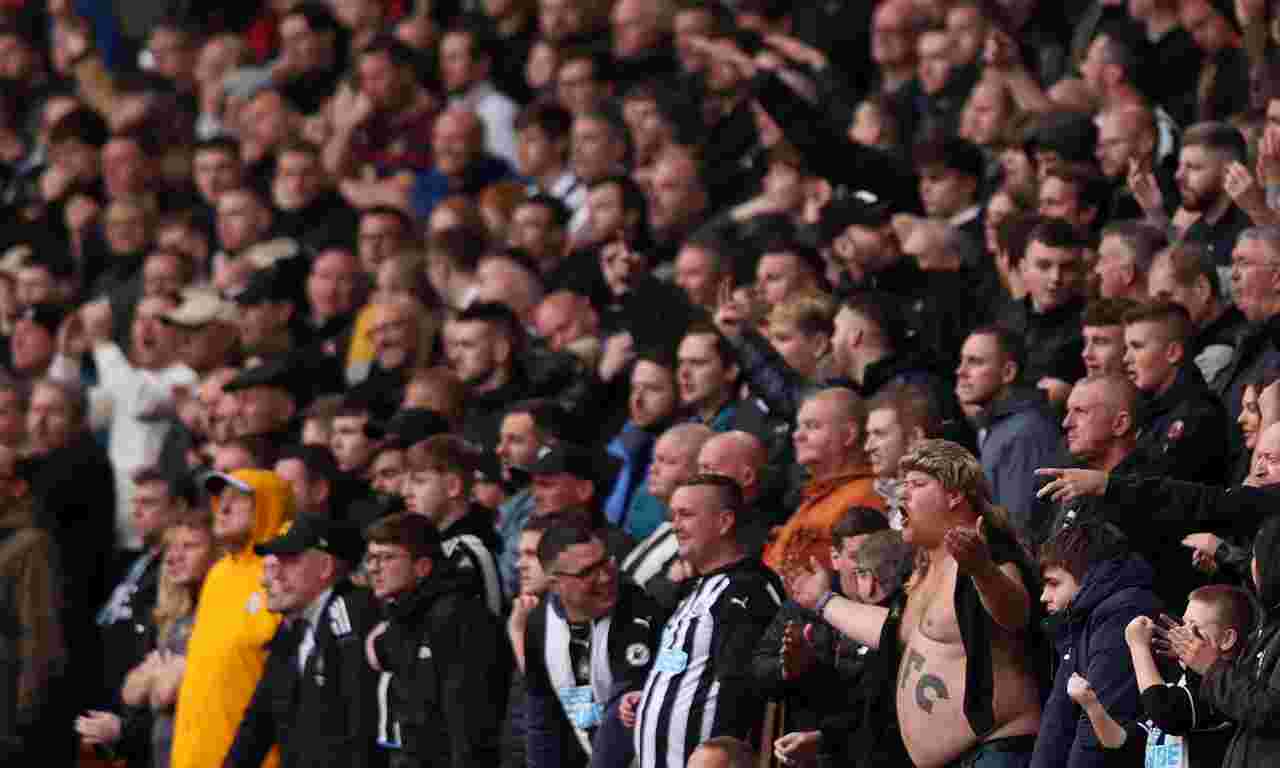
18,302,69,335
255,514,367,566
234,266,294,305
223,356,305,400
527,441,622,490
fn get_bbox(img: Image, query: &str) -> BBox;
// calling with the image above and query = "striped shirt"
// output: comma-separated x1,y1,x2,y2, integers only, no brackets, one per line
621,523,679,589
633,558,784,768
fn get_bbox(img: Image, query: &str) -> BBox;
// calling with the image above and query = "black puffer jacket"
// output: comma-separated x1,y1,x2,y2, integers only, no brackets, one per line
372,566,513,768
1200,515,1280,768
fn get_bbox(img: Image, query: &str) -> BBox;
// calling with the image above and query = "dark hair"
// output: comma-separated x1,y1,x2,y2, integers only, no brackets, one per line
428,226,488,273
536,521,602,567
842,291,907,351
681,321,738,372
1122,300,1194,346
1182,121,1247,163
505,398,571,442
1043,164,1110,220
1039,521,1129,581
675,473,746,522
364,512,444,560
996,212,1041,269
515,100,574,140
857,529,913,594
444,13,499,62
968,324,1027,382
831,506,890,548
48,107,109,148
359,33,418,69
1082,297,1138,328
1029,216,1087,251
521,193,572,229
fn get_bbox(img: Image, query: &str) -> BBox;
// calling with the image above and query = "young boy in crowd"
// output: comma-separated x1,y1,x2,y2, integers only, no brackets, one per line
1033,521,1162,768
1066,584,1252,768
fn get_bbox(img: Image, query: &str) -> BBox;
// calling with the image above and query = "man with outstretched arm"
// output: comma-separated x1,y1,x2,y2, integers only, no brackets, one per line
792,439,1043,768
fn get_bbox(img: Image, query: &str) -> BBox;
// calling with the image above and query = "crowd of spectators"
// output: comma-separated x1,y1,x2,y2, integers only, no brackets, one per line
2,0,1280,767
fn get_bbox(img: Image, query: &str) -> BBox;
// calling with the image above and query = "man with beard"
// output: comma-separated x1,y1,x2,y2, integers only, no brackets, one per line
1135,121,1250,266
447,301,592,450
496,399,572,599
604,349,681,532
51,294,197,554
325,36,438,181
347,296,428,419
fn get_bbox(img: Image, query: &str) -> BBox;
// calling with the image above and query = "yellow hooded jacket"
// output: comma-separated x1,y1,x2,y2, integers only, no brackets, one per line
170,470,295,768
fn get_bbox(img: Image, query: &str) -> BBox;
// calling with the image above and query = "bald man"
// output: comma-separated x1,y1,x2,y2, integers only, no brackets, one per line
411,108,514,219
475,254,545,326
620,423,712,589
697,430,775,554
533,291,600,367
765,389,884,585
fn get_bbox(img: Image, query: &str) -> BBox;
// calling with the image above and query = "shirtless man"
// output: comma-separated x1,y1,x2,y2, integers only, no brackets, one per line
793,439,1041,767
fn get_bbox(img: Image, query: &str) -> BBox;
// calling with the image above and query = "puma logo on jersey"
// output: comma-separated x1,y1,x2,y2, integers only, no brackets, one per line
730,597,749,610
633,617,652,629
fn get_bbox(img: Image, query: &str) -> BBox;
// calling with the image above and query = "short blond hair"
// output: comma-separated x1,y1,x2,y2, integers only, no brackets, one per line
768,292,836,337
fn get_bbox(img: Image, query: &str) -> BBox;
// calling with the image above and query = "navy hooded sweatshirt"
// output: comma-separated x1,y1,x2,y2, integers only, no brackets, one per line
1031,554,1162,768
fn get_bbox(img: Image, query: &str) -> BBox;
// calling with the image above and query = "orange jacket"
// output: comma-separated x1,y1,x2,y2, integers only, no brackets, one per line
764,468,885,584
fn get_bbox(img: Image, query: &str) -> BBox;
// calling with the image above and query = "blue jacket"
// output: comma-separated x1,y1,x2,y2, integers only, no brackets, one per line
978,389,1062,537
497,488,537,599
603,423,656,530
1031,555,1162,768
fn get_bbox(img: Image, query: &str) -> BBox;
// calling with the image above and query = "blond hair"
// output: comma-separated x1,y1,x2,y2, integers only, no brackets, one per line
152,509,213,645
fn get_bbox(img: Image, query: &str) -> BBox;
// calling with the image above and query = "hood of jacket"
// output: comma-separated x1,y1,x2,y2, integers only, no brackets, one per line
981,386,1051,428
212,469,295,558
386,560,477,622
1254,515,1280,612
1068,553,1155,625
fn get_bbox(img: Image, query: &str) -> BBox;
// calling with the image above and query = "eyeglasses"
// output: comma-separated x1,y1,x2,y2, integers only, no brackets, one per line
553,554,615,581
364,551,410,570
852,567,874,578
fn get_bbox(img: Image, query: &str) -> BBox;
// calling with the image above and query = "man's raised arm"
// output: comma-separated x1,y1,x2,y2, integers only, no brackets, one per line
791,557,890,649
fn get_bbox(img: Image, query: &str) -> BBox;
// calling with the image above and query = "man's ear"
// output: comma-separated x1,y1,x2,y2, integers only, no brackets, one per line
413,556,434,581
1112,409,1132,438
1000,359,1019,387
445,471,466,501
1165,339,1185,366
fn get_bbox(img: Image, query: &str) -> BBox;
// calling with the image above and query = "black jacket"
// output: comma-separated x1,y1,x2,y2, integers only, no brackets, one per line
995,295,1087,385
1199,515,1280,768
750,593,880,738
372,566,513,767
439,503,504,615
460,346,597,451
95,549,160,708
1130,364,1229,485
26,432,116,694
224,581,381,768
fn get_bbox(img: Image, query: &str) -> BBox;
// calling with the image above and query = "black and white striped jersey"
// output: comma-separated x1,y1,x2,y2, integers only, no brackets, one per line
633,557,784,768
621,522,679,588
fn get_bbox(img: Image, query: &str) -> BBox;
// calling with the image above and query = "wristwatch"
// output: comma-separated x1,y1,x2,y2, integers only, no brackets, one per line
814,590,837,619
